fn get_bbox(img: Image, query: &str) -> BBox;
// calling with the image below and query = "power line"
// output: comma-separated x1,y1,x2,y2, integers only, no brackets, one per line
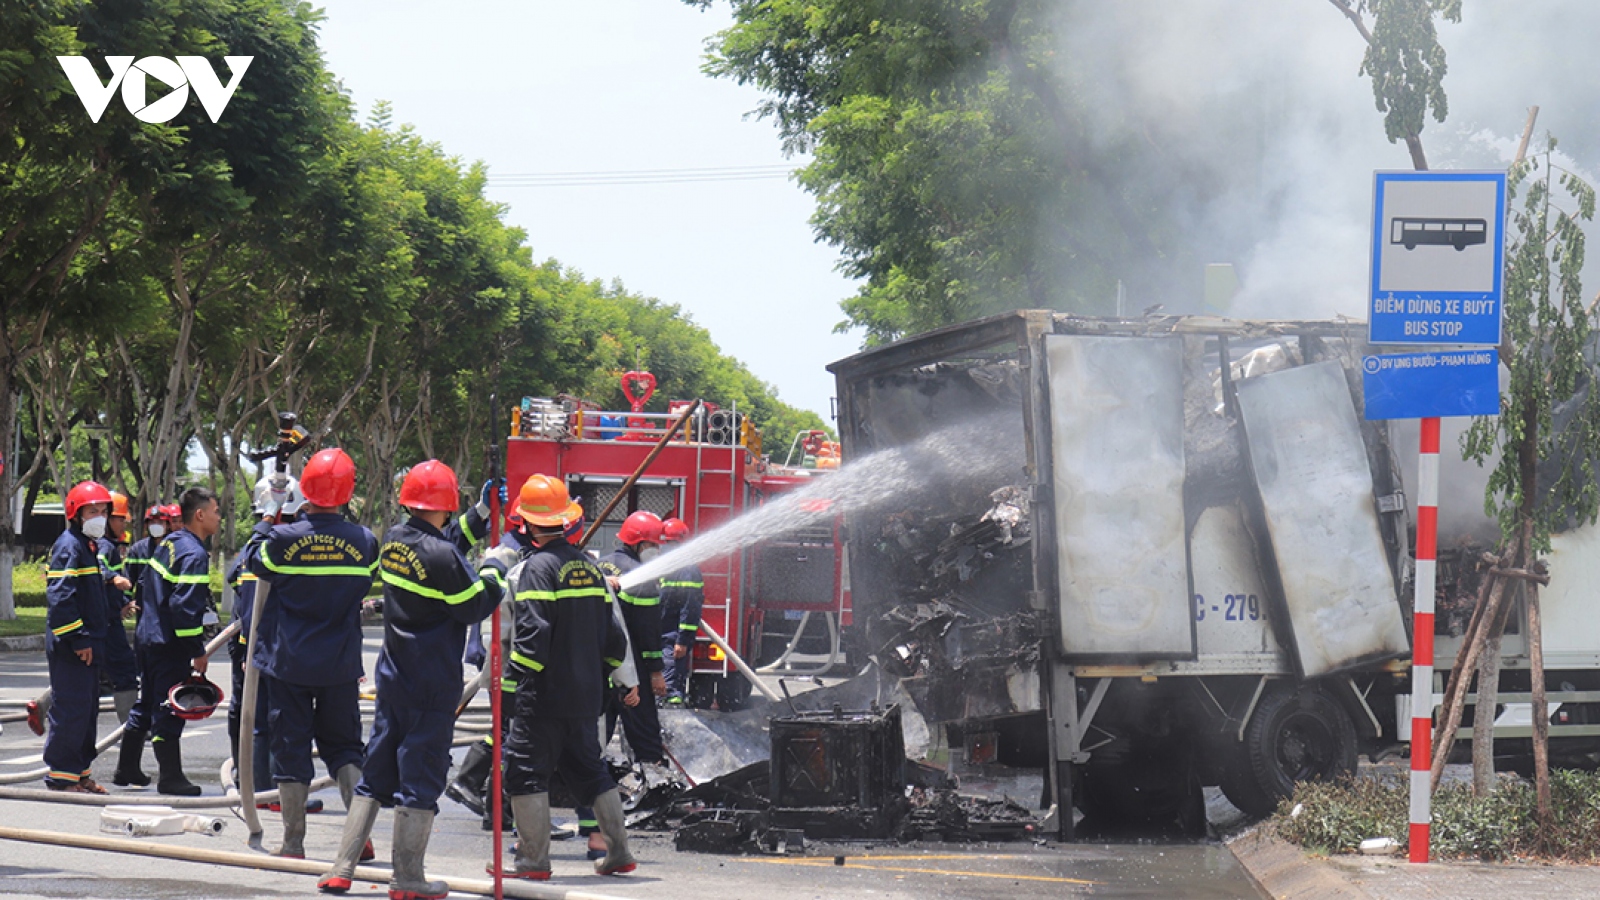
484,164,794,188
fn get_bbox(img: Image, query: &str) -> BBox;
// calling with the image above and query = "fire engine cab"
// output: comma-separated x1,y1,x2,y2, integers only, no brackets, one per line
502,372,849,709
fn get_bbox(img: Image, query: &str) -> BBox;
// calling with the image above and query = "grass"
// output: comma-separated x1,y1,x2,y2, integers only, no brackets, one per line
1274,769,1600,862
0,606,48,638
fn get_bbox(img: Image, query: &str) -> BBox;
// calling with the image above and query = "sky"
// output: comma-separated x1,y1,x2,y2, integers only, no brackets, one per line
308,1,1600,424
310,0,861,423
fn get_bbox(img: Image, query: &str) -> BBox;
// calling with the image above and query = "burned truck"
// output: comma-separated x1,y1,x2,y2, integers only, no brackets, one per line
826,310,1518,837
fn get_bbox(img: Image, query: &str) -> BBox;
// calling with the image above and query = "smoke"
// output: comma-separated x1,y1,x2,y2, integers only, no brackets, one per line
1048,0,1600,318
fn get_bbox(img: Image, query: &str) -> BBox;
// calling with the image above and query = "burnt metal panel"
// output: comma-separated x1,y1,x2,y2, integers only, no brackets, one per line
1045,334,1194,660
1235,360,1410,678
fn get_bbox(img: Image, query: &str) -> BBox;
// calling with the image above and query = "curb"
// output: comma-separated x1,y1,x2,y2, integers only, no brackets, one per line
1227,827,1377,900
0,634,45,653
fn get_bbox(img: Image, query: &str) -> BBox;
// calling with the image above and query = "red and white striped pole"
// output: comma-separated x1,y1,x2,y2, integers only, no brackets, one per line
1409,416,1440,863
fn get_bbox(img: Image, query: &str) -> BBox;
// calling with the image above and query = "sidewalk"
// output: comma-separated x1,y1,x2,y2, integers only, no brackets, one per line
1229,827,1600,899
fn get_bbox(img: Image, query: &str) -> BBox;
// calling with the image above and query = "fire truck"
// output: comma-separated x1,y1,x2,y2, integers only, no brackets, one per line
501,373,848,708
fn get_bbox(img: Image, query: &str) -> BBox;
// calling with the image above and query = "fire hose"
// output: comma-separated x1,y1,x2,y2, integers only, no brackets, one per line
0,825,637,900
0,621,242,787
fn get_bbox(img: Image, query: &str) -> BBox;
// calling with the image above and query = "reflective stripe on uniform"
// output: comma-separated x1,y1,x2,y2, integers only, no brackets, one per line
678,623,699,631
52,619,84,636
460,513,481,547
641,650,663,660
500,678,518,692
174,626,205,638
513,587,606,603
148,557,208,584
509,650,545,671
46,567,100,579
604,657,624,668
618,591,659,607
661,580,703,589
379,570,486,605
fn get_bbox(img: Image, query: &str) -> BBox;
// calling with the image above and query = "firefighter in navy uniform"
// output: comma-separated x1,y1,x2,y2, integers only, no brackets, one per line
123,503,179,608
318,460,509,900
42,481,114,793
97,492,141,730
247,448,379,859
657,517,704,706
490,474,637,881
596,511,669,765
124,486,222,797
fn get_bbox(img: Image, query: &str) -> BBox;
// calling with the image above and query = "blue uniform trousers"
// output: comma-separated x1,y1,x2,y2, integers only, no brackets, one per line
506,690,614,802
661,626,690,699
357,699,456,810
604,684,665,765
228,641,271,788
127,645,193,742
265,675,363,785
102,616,138,693
43,648,102,785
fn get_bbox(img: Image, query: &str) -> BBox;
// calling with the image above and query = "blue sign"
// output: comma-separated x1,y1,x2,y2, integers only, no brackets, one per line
1369,171,1507,346
1362,350,1500,420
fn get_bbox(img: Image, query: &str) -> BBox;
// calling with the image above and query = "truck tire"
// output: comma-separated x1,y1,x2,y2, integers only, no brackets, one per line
1219,683,1357,818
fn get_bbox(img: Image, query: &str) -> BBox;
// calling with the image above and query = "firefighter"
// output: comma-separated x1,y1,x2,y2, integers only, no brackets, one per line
98,492,140,729
596,511,669,766
42,481,114,793
123,503,177,611
123,486,221,797
225,474,326,816
657,517,703,706
318,460,510,899
488,474,636,880
247,448,378,859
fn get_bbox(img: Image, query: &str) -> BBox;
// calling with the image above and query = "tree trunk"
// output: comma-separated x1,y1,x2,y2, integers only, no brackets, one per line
1471,590,1511,796
1527,581,1550,829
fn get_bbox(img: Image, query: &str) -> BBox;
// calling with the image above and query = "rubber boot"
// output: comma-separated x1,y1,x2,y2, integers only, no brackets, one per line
276,781,309,858
112,729,151,787
444,742,491,817
113,689,138,725
25,695,49,736
318,795,381,894
487,793,551,880
153,737,201,797
335,764,376,861
591,789,637,875
389,807,448,900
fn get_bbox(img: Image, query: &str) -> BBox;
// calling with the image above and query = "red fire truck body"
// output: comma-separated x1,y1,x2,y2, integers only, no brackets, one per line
502,401,847,704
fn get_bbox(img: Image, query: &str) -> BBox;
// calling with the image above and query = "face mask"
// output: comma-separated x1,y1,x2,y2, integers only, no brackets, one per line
82,516,108,539
639,546,661,563
148,523,166,538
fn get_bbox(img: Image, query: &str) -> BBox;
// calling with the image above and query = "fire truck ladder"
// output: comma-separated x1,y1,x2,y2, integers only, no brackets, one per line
692,429,740,680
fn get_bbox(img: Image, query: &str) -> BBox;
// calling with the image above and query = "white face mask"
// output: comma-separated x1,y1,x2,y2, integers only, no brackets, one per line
639,546,661,563
82,516,108,539
148,523,167,538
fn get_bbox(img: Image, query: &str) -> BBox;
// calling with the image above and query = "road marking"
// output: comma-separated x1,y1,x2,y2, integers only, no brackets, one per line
742,856,1098,886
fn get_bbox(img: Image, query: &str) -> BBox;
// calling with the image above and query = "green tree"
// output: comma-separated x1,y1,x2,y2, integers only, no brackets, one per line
1326,0,1462,170
689,0,1179,345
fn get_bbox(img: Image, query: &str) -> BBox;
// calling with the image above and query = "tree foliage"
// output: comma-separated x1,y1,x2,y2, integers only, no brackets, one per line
692,0,1184,345
0,0,823,576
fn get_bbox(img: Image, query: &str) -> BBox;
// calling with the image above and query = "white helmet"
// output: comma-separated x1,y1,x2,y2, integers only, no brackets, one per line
253,473,306,517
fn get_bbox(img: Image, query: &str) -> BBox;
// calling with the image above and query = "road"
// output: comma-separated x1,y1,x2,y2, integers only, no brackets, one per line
0,629,1265,899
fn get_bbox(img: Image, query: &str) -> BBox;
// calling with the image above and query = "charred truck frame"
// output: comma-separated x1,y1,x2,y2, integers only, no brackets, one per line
828,310,1600,839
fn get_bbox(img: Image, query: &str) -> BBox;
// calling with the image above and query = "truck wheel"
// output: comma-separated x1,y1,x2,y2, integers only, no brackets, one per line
1220,684,1357,818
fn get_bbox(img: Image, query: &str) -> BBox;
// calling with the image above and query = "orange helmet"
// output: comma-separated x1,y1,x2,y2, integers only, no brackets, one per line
65,481,113,520
109,491,131,519
517,474,581,527
398,460,459,512
301,448,357,507
617,510,664,546
660,518,690,543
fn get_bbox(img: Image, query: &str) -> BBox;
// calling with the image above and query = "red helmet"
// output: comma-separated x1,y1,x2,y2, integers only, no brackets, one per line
617,510,664,546
301,448,357,507
64,481,113,520
143,504,166,523
159,503,182,522
165,675,224,721
398,459,459,512
660,518,690,543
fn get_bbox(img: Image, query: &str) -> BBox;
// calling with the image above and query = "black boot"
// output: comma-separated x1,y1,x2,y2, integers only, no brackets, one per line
153,736,202,797
444,742,491,817
113,730,151,787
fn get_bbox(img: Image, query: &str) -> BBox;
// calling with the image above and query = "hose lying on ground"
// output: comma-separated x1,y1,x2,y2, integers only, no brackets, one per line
0,825,638,900
0,775,336,808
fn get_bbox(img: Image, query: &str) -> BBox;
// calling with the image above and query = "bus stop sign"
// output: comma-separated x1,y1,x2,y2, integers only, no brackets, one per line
1368,171,1507,346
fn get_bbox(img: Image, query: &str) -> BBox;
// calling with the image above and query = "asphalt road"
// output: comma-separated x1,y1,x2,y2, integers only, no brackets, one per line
0,629,1265,899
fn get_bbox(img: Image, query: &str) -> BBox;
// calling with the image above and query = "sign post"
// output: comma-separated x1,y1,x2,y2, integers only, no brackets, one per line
1365,170,1506,865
